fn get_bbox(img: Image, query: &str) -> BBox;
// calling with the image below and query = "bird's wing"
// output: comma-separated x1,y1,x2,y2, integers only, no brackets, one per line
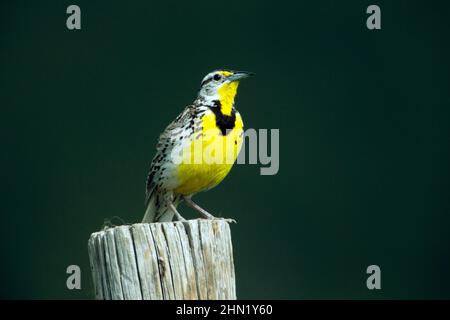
145,105,197,205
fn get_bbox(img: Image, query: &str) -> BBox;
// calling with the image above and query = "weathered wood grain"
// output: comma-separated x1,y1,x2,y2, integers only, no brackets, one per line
104,228,123,299
88,232,103,299
114,226,142,299
87,219,236,300
130,224,163,299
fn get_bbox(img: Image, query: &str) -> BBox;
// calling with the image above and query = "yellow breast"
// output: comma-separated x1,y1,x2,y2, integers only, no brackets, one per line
174,111,243,195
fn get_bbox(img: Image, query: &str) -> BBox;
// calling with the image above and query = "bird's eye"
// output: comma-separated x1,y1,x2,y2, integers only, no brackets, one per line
213,74,222,81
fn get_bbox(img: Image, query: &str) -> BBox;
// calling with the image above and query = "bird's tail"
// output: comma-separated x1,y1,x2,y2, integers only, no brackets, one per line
142,192,178,223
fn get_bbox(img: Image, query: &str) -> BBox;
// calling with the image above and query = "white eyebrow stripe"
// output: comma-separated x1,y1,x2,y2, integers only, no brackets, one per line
201,75,214,87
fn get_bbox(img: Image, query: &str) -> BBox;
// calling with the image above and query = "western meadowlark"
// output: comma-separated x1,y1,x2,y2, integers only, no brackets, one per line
142,70,253,223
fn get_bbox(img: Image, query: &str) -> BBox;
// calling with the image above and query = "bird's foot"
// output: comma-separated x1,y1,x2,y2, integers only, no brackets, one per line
168,202,187,221
220,217,237,224
201,216,237,224
184,197,236,222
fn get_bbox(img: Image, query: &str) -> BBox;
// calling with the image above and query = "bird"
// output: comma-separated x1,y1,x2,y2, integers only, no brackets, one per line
142,69,253,223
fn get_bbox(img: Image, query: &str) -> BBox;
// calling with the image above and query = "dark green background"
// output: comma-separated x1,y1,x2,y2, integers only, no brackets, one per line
1,0,450,299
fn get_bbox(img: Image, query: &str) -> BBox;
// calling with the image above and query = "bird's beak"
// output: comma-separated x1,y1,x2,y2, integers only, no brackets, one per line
226,71,255,82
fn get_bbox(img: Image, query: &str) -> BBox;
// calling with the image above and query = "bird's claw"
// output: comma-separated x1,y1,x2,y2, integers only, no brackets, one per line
216,217,237,224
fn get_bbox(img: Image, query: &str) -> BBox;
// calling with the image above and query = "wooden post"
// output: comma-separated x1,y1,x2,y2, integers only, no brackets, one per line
88,219,236,300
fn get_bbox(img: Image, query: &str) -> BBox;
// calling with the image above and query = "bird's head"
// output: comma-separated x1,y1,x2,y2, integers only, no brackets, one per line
197,70,253,115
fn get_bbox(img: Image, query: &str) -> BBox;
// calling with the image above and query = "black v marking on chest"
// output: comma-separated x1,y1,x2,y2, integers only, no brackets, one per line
208,100,236,135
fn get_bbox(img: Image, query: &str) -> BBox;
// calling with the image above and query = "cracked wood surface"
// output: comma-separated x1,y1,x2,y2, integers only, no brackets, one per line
88,219,236,300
